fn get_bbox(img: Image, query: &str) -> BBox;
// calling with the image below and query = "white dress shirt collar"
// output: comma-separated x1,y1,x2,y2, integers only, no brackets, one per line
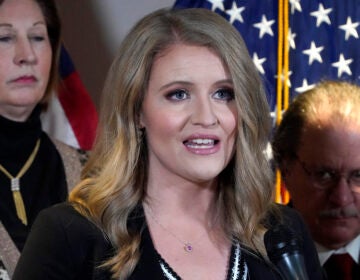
316,235,360,266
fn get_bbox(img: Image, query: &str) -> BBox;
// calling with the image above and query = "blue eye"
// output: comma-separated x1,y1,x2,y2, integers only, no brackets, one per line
213,88,234,101
166,89,189,101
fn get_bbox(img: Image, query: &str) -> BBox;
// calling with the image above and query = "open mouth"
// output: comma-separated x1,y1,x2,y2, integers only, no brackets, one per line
183,138,219,149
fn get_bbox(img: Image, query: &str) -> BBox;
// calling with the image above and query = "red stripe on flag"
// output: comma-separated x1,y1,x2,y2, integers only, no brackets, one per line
58,72,98,150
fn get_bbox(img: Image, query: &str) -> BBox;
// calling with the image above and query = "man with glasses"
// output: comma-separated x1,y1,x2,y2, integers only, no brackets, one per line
272,80,360,280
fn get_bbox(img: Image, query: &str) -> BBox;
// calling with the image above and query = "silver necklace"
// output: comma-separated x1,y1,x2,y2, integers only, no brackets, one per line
146,206,212,253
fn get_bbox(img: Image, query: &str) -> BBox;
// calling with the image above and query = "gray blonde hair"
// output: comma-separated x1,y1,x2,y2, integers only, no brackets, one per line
70,8,274,279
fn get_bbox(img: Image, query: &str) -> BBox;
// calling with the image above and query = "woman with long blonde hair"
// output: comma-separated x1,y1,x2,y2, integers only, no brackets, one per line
14,7,322,280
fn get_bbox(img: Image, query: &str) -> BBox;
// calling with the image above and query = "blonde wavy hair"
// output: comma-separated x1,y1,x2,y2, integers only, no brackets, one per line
70,7,275,279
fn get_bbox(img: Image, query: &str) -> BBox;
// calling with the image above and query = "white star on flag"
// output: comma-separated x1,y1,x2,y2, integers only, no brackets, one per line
207,0,225,12
296,79,315,93
310,3,332,27
288,28,296,50
332,54,353,77
264,142,273,160
276,70,293,88
253,15,275,38
289,0,302,14
302,41,324,65
226,2,245,24
252,53,266,74
173,0,360,122
339,16,359,40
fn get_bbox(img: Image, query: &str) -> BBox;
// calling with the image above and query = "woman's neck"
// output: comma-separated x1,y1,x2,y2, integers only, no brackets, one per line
0,104,36,122
146,178,217,214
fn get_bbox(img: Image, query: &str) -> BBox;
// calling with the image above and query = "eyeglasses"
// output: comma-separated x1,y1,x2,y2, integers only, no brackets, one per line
295,155,360,194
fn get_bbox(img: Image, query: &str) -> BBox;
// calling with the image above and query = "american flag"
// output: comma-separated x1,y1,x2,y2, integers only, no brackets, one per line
173,0,360,121
173,0,359,203
41,46,98,151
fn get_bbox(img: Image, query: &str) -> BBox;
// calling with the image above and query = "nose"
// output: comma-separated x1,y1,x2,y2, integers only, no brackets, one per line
328,177,355,206
191,96,218,127
14,38,37,65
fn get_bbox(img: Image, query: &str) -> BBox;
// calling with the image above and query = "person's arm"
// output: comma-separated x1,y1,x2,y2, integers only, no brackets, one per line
14,203,113,280
13,204,78,280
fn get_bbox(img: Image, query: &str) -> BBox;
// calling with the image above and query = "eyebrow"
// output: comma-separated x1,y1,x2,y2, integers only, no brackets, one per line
159,79,233,91
33,21,46,27
159,81,192,91
214,79,233,86
0,21,46,28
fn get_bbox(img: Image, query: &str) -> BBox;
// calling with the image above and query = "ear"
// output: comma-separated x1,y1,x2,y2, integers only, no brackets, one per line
138,112,145,129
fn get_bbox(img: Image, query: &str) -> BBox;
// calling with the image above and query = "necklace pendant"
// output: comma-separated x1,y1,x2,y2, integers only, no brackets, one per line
184,243,193,253
11,178,20,191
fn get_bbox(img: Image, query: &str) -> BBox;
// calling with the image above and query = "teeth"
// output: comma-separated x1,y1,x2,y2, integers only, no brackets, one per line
186,138,215,148
189,139,214,145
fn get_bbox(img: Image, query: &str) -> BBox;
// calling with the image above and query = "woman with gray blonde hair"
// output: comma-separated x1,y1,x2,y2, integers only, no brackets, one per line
14,7,322,280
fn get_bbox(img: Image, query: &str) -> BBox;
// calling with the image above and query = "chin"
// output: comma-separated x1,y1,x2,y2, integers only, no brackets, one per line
316,226,359,249
188,170,223,183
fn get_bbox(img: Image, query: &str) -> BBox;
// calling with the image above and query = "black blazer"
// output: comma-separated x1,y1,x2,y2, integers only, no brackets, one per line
13,203,323,280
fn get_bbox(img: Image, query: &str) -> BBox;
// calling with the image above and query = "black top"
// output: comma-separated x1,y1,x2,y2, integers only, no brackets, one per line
13,203,324,279
0,107,67,251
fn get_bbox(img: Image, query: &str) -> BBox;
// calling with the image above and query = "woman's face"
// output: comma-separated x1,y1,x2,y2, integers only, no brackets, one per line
0,0,51,121
140,44,238,185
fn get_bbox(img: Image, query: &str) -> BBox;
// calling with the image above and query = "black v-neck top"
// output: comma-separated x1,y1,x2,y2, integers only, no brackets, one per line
155,241,250,280
14,203,324,279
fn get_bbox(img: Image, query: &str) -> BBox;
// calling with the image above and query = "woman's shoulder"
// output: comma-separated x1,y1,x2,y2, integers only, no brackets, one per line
39,202,79,217
36,202,102,233
14,203,114,279
34,202,110,249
